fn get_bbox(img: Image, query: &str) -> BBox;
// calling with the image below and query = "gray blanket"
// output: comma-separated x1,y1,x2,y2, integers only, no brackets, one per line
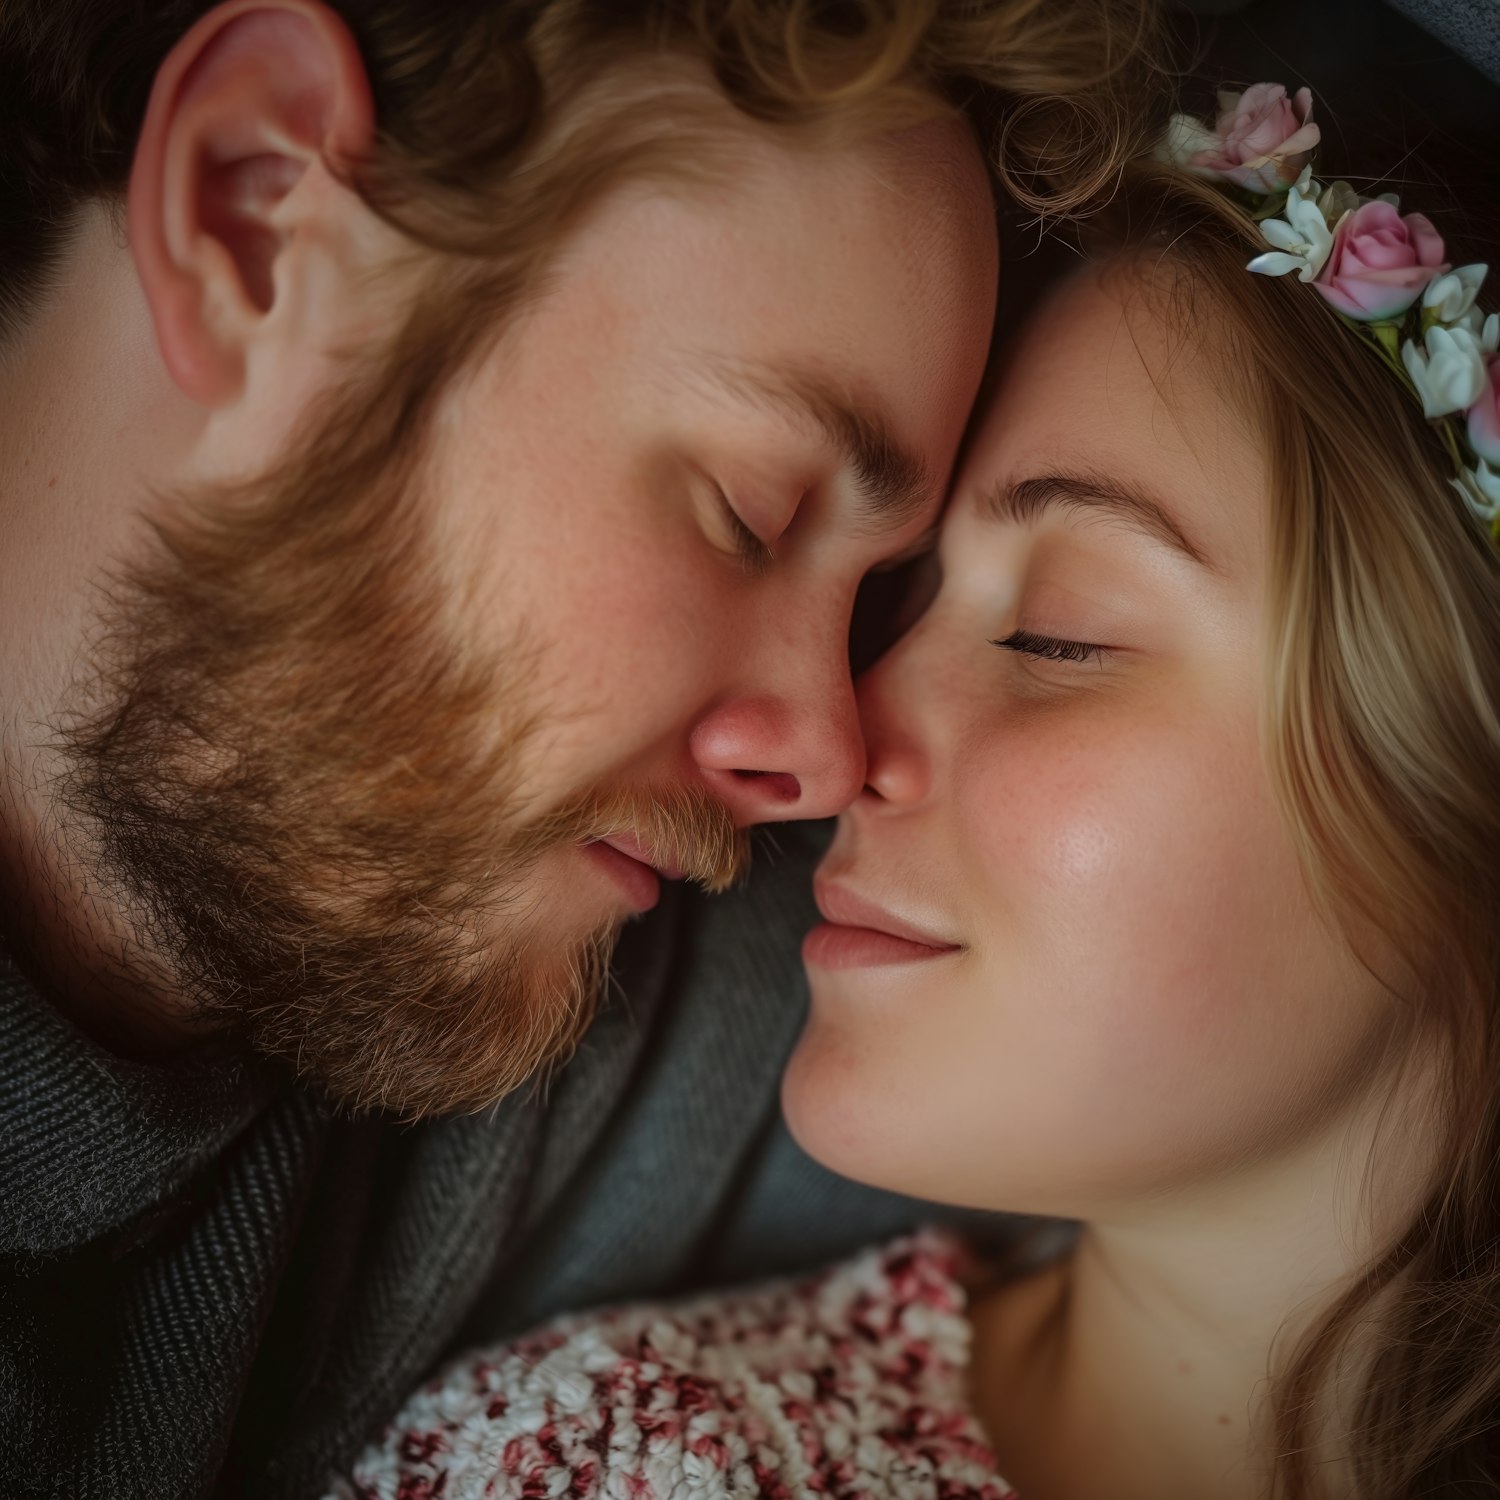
1387,0,1500,82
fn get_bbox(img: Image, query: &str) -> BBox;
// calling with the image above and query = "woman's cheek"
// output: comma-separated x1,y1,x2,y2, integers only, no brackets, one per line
962,715,1139,916
963,712,1261,1055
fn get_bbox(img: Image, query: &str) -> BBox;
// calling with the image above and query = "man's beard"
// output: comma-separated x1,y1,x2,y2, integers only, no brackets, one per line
50,347,748,1119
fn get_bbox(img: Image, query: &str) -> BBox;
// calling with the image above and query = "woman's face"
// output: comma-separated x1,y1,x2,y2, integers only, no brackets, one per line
783,267,1402,1218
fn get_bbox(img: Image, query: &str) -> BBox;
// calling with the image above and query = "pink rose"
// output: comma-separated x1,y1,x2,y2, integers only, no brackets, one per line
1190,84,1321,192
1469,355,1500,464
1314,201,1449,321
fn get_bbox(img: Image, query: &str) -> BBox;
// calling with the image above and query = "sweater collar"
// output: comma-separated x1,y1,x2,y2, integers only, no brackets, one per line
0,946,275,1256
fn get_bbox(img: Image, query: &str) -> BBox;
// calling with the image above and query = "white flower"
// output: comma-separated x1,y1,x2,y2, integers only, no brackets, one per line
1424,264,1489,323
1453,459,1500,523
1459,306,1500,355
1156,112,1221,167
1247,181,1337,281
1401,324,1489,418
1317,179,1363,227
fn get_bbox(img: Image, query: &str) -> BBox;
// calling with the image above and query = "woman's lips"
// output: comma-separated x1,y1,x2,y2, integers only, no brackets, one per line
804,881,962,970
803,923,960,969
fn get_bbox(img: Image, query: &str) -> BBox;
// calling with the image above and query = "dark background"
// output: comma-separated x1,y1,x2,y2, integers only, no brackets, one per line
998,0,1500,333
1187,0,1498,223
851,0,1500,675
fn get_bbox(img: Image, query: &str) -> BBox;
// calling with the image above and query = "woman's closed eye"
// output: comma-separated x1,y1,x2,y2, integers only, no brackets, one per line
990,628,1110,665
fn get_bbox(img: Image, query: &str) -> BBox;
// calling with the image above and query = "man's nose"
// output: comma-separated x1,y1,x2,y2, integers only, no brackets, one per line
688,664,866,826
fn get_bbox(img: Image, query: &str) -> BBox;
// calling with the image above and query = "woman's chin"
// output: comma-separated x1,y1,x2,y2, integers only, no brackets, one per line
779,1022,932,1202
781,1026,870,1181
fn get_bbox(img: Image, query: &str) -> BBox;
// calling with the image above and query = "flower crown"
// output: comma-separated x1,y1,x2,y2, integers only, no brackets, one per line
1159,83,1500,544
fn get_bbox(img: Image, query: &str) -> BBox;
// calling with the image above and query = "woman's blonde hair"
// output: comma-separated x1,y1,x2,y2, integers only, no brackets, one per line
1087,162,1500,1497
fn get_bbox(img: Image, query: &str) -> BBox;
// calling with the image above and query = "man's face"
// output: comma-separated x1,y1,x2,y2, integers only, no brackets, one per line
60,115,997,1115
434,123,998,904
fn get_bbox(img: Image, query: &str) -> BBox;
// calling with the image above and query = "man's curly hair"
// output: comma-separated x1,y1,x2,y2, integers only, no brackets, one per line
0,0,1167,339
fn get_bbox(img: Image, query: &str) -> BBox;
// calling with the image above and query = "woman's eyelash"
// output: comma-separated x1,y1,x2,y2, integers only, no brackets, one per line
990,628,1108,664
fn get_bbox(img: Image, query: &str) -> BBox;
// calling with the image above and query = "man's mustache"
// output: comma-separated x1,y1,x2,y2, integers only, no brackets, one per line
527,782,751,894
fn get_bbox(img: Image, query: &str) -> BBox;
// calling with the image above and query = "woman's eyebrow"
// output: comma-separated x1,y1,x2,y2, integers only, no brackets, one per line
980,470,1217,571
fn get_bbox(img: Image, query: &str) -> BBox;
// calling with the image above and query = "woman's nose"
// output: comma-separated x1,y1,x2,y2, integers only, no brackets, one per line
854,628,935,808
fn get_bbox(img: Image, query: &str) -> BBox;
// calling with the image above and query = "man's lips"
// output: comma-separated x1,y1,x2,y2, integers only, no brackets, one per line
582,832,684,913
805,881,962,970
597,832,684,881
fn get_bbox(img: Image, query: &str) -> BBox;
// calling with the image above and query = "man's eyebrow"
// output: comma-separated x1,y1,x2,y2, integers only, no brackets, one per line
708,359,935,534
982,470,1215,570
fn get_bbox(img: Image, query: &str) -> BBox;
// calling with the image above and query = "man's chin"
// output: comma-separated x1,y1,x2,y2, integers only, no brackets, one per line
223,917,621,1120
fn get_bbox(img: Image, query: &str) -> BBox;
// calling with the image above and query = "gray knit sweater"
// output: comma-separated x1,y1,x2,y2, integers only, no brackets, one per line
0,826,983,1500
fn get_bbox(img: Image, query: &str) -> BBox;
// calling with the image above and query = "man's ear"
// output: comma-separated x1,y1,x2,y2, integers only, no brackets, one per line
128,0,376,406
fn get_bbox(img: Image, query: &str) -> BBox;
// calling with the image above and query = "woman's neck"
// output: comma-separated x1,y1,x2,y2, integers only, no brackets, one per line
970,1223,1326,1500
967,1069,1440,1500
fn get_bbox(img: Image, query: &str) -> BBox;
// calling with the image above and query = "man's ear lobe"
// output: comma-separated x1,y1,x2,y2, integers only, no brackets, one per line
128,0,375,407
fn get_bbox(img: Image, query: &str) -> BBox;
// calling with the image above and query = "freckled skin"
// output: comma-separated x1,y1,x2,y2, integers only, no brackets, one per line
783,268,1402,1221
0,104,998,1058
350,120,999,847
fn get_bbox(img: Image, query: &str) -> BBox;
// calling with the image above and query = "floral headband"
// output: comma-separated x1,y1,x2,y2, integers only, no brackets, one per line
1160,83,1500,544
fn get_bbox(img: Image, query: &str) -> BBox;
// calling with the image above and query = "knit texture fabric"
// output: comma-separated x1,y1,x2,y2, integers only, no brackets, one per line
0,925,557,1500
327,1232,1016,1500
